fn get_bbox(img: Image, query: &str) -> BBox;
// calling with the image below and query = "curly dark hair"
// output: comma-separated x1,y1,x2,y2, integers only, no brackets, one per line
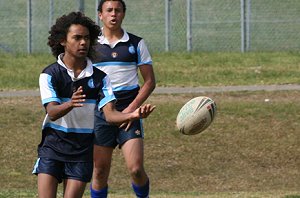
48,12,101,58
97,0,126,13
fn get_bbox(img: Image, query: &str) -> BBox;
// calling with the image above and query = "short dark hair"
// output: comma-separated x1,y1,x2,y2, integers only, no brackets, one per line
97,0,126,13
48,12,101,58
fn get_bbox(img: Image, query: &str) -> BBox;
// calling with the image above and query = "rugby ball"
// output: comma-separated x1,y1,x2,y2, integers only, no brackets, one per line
176,96,217,135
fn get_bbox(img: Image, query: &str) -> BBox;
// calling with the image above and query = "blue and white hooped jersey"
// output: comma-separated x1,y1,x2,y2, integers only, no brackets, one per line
92,30,152,93
38,54,115,162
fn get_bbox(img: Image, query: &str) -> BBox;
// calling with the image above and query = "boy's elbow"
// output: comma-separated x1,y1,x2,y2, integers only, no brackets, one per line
47,112,59,121
103,114,115,124
106,118,120,126
48,115,58,121
152,81,156,90
105,117,113,124
149,79,156,90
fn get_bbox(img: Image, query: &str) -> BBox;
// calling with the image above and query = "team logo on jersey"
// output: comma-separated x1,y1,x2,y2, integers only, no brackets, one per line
135,129,141,136
88,78,95,88
128,45,136,54
111,52,118,58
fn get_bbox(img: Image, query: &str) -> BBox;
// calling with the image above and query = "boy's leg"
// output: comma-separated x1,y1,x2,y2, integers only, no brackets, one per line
63,161,93,198
38,173,59,198
63,179,86,198
33,158,62,198
92,111,117,196
122,138,150,198
132,180,150,198
90,184,108,198
91,145,114,198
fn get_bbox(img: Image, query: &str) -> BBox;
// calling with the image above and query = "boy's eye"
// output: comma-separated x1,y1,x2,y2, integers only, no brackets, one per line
73,35,90,41
106,8,121,13
73,35,81,40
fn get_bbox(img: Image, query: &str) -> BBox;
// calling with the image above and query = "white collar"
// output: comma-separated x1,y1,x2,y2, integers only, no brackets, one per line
57,53,94,81
98,29,129,48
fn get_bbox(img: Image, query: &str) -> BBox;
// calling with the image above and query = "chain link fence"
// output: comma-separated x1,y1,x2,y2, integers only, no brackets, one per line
0,0,299,54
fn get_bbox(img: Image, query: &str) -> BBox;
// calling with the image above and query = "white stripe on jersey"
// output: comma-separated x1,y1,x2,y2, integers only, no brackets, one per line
95,30,153,91
94,63,138,91
98,75,116,110
39,73,60,105
42,101,96,133
137,39,152,66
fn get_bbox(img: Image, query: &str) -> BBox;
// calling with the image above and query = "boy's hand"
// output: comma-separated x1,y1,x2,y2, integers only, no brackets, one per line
120,104,156,131
70,86,86,107
138,104,156,118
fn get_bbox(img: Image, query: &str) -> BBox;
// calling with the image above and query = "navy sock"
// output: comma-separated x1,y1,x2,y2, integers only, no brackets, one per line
132,180,150,198
90,185,108,198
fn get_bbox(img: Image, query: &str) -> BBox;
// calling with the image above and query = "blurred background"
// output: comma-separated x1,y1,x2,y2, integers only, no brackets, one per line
1,0,300,54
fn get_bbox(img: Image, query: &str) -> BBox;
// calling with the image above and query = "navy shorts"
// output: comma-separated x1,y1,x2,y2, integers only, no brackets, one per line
32,158,93,183
94,111,144,148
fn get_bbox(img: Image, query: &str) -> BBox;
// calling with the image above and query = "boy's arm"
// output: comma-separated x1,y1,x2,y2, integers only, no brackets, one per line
46,86,86,121
102,102,155,131
123,64,156,113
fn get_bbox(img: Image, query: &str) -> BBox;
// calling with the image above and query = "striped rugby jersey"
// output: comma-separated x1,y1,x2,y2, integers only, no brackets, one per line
38,54,115,162
92,30,152,110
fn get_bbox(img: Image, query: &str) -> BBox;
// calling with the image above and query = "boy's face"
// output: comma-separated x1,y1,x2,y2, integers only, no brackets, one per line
61,24,90,58
99,1,125,30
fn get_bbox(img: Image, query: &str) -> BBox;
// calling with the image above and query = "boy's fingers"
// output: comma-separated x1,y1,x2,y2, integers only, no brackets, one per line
119,122,126,128
150,105,156,112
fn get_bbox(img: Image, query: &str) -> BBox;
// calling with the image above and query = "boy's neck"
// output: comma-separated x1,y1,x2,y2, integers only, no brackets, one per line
62,54,86,77
103,28,124,43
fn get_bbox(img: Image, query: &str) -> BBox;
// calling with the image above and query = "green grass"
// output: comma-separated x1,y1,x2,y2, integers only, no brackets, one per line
0,53,51,90
154,52,300,86
0,52,300,90
0,91,299,197
0,52,299,197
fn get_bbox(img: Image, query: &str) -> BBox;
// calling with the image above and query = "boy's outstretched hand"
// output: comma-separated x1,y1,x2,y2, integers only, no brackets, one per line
138,104,156,119
120,104,156,131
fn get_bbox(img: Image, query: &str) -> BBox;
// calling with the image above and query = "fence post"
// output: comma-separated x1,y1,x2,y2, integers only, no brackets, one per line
49,0,53,30
27,0,32,54
187,0,192,52
165,0,171,52
95,0,99,25
48,0,54,53
78,0,84,13
246,0,251,51
240,0,245,52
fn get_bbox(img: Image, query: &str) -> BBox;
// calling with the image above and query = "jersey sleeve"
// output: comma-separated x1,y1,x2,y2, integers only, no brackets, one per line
97,75,116,110
137,39,153,66
39,73,61,105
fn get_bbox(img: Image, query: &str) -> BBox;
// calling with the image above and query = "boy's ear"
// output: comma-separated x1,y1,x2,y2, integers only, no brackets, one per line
60,40,66,46
98,13,103,21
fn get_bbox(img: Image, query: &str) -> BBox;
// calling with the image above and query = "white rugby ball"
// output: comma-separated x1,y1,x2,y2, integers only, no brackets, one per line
176,96,217,135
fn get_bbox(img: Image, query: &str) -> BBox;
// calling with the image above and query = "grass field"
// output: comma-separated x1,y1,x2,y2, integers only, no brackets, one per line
0,91,299,197
0,52,300,90
0,51,299,197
